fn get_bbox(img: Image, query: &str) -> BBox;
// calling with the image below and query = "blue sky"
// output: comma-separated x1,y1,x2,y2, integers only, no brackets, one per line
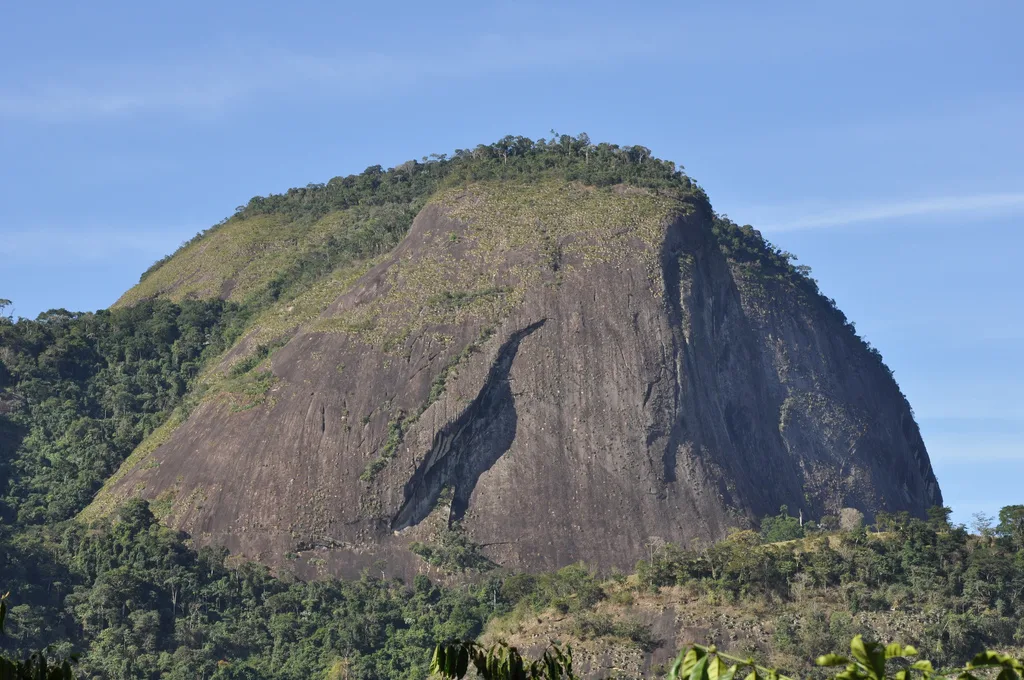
1,1,1021,526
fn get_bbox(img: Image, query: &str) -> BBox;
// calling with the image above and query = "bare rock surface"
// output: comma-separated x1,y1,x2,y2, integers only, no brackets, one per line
95,180,941,577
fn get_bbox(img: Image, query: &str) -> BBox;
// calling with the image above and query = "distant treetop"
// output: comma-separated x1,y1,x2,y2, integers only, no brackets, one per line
234,132,705,224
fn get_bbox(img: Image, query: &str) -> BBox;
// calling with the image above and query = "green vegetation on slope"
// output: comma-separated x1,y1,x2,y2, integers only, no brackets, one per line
318,180,683,350
120,133,703,319
483,507,1024,675
4,504,1024,678
121,204,417,312
0,592,76,680
106,133,851,376
1,500,491,679
0,300,249,526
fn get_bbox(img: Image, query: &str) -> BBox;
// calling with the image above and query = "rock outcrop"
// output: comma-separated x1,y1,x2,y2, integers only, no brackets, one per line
91,179,941,578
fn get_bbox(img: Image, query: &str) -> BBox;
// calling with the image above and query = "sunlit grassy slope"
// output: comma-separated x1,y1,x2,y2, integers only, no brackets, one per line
115,211,352,306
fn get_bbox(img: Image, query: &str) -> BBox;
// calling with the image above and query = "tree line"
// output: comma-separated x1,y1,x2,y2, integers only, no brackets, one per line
3,500,1024,678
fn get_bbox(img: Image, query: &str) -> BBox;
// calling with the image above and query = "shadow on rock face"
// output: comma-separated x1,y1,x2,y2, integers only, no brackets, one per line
392,318,546,530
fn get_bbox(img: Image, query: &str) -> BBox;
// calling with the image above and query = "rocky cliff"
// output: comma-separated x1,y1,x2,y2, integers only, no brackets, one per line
87,170,940,578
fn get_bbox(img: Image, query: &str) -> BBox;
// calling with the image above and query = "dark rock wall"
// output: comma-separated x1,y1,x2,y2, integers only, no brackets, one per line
102,187,941,577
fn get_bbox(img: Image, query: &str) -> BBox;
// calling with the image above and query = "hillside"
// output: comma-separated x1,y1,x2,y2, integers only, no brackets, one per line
5,496,1024,679
68,135,941,578
0,133,981,680
470,514,1024,678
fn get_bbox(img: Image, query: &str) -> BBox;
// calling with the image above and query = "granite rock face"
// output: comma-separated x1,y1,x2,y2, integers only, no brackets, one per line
97,180,941,577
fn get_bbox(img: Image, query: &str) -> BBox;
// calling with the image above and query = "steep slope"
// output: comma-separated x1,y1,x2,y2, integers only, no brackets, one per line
116,202,418,309
88,168,941,577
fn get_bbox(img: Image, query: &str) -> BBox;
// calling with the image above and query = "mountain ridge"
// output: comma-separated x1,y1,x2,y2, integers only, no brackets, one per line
81,136,940,578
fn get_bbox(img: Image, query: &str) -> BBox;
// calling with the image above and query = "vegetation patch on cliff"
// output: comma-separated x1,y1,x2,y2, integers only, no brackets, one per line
317,180,683,352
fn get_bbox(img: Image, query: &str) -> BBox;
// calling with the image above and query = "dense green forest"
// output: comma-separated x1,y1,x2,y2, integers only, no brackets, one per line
0,299,251,526
5,497,1024,678
2,135,1019,678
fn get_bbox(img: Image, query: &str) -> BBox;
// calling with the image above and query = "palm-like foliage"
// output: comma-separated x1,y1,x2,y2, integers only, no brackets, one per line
431,637,1024,680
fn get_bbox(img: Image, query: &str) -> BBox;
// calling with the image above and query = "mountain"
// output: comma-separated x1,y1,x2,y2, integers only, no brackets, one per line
80,135,941,578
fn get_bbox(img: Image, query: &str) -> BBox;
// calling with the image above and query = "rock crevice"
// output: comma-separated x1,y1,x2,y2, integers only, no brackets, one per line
392,318,546,531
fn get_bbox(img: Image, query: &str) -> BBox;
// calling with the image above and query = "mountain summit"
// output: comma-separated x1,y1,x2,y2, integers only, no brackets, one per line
85,135,941,577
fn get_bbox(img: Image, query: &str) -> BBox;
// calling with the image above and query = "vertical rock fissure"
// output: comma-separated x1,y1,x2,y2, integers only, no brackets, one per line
658,228,689,484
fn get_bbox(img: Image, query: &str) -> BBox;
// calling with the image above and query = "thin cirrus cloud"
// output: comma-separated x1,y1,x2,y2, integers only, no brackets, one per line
0,35,662,122
0,11,880,123
1,227,192,262
0,82,249,120
755,191,1024,233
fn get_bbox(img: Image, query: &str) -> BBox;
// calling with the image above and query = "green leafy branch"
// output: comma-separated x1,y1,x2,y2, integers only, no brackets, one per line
667,637,1024,680
430,641,576,680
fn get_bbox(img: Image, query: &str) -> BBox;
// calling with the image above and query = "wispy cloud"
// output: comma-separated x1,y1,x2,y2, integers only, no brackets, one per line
0,34,661,122
0,227,193,262
0,4,937,124
0,83,248,120
0,49,311,120
755,192,1024,232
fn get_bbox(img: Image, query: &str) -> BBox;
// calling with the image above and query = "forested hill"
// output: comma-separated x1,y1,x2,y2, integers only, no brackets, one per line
116,134,700,311
81,133,936,577
4,495,1024,678
0,134,956,678
0,299,250,525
